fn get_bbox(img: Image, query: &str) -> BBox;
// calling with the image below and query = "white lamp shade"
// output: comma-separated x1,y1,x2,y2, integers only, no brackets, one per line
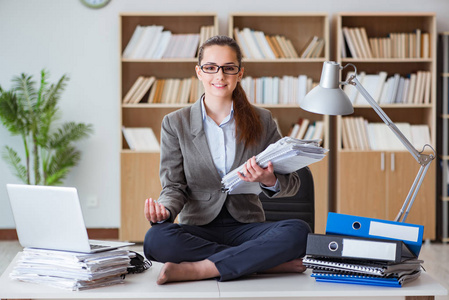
299,61,354,116
299,84,354,116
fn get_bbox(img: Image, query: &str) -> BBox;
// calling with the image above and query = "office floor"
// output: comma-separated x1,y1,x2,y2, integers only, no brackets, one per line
0,240,448,299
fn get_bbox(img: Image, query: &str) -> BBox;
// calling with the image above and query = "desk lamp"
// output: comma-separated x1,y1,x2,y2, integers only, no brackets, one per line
300,61,435,223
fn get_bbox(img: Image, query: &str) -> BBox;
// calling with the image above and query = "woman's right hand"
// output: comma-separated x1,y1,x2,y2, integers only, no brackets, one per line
144,198,170,223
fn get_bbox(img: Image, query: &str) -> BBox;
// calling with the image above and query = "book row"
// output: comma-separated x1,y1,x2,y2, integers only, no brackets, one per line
287,118,324,143
343,70,432,105
122,76,204,105
233,28,323,59
240,75,315,105
123,75,314,105
341,116,431,151
342,27,430,59
122,127,160,151
122,25,217,59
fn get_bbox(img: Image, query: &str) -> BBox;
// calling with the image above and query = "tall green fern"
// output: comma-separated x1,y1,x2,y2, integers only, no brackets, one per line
0,70,93,185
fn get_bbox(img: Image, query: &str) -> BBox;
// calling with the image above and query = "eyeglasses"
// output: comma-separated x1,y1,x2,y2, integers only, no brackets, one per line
200,64,241,75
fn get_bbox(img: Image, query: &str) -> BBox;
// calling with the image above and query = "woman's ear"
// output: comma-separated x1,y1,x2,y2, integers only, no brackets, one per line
238,66,244,81
195,65,202,81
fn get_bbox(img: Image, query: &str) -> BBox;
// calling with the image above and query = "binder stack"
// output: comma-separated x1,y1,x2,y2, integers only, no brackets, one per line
9,248,132,291
304,213,425,287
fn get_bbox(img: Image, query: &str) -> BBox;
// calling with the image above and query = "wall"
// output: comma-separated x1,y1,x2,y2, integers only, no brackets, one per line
1,0,449,229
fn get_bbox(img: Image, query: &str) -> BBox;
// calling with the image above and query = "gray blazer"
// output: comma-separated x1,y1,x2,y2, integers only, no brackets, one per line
158,99,300,225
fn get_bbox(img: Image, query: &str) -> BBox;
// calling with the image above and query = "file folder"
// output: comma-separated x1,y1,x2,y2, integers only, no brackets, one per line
306,233,416,263
325,212,423,256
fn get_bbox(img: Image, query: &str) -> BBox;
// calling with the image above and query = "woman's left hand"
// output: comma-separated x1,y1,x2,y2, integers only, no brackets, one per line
237,156,277,187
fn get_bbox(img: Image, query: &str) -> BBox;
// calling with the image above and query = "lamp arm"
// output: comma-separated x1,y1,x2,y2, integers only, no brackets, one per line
351,77,421,161
349,76,435,223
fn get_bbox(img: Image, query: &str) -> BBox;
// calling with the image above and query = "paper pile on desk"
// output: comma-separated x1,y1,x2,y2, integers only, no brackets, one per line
222,137,328,194
9,248,131,291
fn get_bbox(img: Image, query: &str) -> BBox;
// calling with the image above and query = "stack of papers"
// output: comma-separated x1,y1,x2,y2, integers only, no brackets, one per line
10,248,131,291
221,137,328,194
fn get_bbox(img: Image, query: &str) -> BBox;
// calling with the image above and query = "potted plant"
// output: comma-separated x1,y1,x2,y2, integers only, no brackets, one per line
0,70,93,185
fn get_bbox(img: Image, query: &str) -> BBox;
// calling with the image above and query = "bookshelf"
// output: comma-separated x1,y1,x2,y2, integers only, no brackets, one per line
335,13,437,240
119,13,218,241
438,32,449,243
229,13,330,233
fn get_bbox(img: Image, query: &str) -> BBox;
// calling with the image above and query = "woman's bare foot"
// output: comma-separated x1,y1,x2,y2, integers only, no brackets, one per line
261,258,307,274
156,260,220,285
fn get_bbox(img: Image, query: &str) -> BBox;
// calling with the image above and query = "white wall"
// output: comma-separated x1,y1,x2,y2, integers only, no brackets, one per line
1,0,449,229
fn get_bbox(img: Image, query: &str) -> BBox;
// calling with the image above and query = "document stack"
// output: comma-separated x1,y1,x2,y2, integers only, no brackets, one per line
304,213,425,287
221,137,328,194
9,248,131,291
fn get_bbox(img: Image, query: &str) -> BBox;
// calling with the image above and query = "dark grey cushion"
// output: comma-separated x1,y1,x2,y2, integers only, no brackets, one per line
259,167,315,232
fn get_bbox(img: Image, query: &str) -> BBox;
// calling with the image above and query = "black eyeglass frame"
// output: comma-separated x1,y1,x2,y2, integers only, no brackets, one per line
199,64,241,75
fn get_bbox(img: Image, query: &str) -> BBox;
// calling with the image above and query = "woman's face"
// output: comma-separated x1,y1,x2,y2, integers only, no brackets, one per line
196,45,244,101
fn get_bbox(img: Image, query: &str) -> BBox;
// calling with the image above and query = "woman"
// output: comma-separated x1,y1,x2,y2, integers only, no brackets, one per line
143,35,310,285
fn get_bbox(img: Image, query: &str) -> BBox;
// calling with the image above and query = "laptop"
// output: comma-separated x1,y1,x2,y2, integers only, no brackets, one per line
6,184,134,253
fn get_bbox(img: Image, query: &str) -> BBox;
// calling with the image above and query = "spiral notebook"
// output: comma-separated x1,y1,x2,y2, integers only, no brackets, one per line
303,257,423,277
311,270,421,288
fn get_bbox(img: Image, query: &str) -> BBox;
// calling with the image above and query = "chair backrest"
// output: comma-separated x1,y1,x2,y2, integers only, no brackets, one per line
258,166,315,232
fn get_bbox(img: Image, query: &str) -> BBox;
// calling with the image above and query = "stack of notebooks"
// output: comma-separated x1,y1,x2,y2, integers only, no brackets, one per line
304,212,424,287
9,248,132,291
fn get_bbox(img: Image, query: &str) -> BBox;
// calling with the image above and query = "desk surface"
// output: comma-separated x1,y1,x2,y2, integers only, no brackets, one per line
0,253,447,300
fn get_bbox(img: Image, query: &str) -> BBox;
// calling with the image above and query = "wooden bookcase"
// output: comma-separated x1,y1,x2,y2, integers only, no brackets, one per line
335,13,437,240
119,13,218,241
229,13,330,233
437,32,449,243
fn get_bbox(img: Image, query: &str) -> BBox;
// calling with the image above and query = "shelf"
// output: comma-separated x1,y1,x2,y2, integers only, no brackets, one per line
122,58,198,63
341,58,433,63
335,13,436,240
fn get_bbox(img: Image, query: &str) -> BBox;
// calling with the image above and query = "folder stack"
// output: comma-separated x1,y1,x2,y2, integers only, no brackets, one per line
304,213,425,287
9,248,132,291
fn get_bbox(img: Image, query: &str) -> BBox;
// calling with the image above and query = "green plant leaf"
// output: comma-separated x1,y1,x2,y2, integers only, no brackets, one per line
2,146,28,184
48,122,93,149
0,90,30,136
45,146,81,185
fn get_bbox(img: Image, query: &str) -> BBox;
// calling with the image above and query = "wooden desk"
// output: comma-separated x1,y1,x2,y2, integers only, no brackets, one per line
0,253,447,300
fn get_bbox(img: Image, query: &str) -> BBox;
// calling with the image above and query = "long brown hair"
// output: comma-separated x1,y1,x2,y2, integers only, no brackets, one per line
197,35,263,147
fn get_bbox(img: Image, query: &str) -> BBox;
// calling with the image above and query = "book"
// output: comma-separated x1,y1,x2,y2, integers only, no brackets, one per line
255,31,276,59
309,38,325,58
242,28,264,59
233,28,251,58
122,25,144,59
296,118,310,140
300,36,319,58
359,27,373,58
122,127,160,152
129,76,156,104
122,76,145,104
265,34,280,58
342,27,358,58
410,124,431,151
270,36,286,58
